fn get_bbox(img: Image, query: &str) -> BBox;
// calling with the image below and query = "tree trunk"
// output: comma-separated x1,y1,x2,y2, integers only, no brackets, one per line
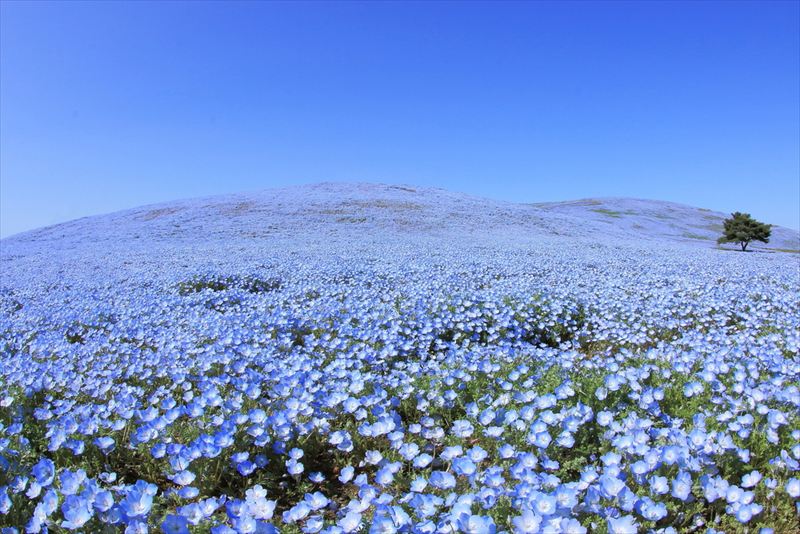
740,242,748,252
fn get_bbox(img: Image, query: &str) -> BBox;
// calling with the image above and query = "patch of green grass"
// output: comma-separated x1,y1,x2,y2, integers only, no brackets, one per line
336,216,368,223
681,232,711,241
591,208,624,218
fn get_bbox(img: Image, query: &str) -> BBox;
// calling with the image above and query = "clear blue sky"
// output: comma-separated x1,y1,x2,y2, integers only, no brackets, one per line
1,0,798,237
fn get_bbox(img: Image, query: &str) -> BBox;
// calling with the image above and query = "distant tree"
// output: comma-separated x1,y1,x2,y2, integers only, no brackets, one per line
717,212,771,251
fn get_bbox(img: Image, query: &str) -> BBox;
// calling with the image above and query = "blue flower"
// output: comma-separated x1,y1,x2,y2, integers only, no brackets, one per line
786,478,800,498
456,514,496,534
338,466,355,484
429,471,456,490
94,436,115,454
94,490,115,512
61,495,93,530
511,509,542,533
0,488,11,515
452,457,477,477
741,471,762,488
607,514,637,534
162,514,191,534
451,420,474,438
599,475,625,499
59,469,86,495
370,513,397,534
671,471,692,501
171,470,196,486
121,485,155,518
338,511,362,533
31,458,55,487
304,492,329,511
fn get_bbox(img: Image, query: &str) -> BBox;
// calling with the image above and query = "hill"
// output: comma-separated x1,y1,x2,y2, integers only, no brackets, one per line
2,182,797,254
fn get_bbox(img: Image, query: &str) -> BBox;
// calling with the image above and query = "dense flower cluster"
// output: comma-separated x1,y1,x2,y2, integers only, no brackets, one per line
1,237,798,533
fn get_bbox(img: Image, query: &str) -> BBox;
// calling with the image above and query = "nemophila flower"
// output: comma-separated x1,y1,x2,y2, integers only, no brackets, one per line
410,477,427,492
451,420,474,438
0,488,11,515
533,494,557,516
171,470,196,486
413,454,433,469
735,502,763,523
302,515,324,533
596,410,613,426
178,486,200,499
452,457,477,477
94,436,115,454
236,460,256,476
661,445,681,465
303,492,329,511
741,470,762,488
554,486,578,509
121,485,155,518
232,512,258,533
607,514,637,533
631,460,650,477
619,487,638,512
40,488,58,515
374,466,394,486
338,466,355,484
285,501,312,524
511,509,542,533
287,459,304,476
152,443,168,459
599,475,625,499
498,444,515,459
672,471,693,501
429,471,456,490
688,428,707,448
556,432,575,448
94,490,115,512
370,513,397,534
725,485,744,504
31,458,55,487
162,514,190,534
638,498,667,521
468,446,488,463
61,495,93,530
26,481,42,499
441,445,463,461
649,475,669,495
364,450,383,465
59,469,87,495
457,514,496,534
786,478,800,498
530,431,551,449
338,511,362,532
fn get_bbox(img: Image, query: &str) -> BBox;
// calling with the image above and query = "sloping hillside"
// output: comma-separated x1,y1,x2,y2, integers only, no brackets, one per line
2,182,797,253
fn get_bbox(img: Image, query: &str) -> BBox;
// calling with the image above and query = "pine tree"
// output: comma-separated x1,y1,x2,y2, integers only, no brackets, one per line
717,212,771,252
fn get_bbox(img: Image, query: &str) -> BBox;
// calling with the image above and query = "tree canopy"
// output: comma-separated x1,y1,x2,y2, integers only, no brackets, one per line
717,212,771,251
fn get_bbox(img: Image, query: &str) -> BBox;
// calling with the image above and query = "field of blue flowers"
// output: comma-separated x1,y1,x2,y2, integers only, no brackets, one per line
1,238,799,533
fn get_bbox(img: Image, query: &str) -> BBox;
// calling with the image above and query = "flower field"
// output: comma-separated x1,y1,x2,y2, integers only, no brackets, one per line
1,218,799,532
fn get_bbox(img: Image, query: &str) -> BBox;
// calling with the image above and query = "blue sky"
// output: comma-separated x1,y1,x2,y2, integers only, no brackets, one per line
1,0,798,237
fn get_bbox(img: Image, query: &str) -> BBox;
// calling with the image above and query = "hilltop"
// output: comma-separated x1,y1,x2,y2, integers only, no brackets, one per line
2,183,797,255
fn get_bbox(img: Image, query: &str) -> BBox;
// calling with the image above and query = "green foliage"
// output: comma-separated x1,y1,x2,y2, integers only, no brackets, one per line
716,212,771,252
177,274,282,295
591,208,624,218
